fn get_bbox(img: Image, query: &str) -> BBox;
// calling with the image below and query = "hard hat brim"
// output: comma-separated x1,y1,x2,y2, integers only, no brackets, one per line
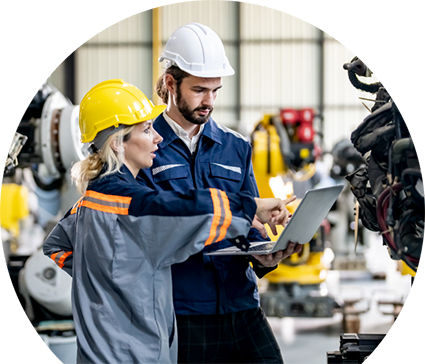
81,104,166,143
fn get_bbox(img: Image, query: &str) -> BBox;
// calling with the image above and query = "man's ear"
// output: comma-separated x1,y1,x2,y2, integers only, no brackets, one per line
165,74,176,94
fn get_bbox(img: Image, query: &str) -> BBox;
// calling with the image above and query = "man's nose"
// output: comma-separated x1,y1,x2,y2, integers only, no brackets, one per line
202,91,215,107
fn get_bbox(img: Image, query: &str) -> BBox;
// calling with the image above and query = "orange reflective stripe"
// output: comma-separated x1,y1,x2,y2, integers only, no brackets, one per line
81,200,129,215
57,251,73,269
50,252,60,262
85,190,132,205
71,197,84,215
216,190,232,242
205,188,221,246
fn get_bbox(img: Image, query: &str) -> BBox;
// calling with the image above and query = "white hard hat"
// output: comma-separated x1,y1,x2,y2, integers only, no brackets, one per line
159,22,235,78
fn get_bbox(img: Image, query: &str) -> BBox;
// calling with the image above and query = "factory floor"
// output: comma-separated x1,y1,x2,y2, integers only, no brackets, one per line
265,261,412,364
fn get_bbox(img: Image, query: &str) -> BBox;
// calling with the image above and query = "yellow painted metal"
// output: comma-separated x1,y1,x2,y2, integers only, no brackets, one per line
252,115,285,181
152,7,162,105
399,261,416,277
267,252,326,285
251,113,326,286
0,184,29,236
252,115,286,200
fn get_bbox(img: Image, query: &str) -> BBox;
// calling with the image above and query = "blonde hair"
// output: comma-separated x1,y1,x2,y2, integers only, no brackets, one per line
71,126,135,194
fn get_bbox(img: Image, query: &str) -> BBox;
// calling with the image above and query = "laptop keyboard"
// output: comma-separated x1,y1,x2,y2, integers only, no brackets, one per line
248,242,275,252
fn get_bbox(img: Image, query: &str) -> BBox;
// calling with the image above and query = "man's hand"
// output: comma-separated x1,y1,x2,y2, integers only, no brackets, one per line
252,241,302,267
252,212,293,239
252,215,268,239
254,196,296,235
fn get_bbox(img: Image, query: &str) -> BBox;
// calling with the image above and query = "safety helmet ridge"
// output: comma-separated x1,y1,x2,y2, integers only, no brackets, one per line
79,79,166,143
159,23,235,78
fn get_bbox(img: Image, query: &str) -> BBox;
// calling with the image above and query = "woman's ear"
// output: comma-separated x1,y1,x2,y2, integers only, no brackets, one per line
111,139,124,154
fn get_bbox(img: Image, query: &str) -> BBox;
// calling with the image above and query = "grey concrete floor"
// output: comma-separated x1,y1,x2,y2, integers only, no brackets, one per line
264,264,412,364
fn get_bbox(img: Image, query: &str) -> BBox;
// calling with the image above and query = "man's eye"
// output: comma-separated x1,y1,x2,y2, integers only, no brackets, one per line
144,126,151,133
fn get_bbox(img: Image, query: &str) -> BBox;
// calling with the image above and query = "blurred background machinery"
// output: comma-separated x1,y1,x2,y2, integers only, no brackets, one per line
324,56,424,364
2,83,84,363
250,107,344,319
343,56,423,276
327,139,371,275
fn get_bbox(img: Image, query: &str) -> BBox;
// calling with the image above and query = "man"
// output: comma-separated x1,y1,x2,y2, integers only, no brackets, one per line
138,23,302,363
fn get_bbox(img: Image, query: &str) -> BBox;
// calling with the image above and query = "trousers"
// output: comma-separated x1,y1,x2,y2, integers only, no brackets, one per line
176,307,284,364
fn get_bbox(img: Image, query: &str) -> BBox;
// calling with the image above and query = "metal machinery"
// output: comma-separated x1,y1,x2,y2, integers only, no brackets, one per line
327,140,372,275
2,82,85,363
325,57,424,364
251,108,340,318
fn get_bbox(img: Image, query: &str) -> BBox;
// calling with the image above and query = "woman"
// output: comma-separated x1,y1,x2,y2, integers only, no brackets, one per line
43,79,293,364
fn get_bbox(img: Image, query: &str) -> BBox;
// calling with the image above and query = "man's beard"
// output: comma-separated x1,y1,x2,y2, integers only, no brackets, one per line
176,87,213,125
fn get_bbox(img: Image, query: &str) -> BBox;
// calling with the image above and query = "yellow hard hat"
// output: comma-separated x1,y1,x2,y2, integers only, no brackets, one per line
79,79,166,143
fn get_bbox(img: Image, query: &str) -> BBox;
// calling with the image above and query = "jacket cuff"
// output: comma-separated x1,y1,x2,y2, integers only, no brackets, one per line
237,192,257,224
248,256,278,279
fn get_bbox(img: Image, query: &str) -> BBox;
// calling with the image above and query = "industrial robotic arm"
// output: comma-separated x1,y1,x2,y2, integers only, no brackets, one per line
343,57,423,273
10,82,86,190
3,82,84,328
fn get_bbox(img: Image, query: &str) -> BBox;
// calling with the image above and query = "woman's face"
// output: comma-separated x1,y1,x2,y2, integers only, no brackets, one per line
123,121,163,176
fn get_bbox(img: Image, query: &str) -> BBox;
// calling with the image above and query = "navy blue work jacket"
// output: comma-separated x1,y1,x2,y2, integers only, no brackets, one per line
137,114,270,315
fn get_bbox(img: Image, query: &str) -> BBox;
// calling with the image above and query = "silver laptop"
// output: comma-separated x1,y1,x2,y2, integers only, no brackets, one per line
205,185,344,256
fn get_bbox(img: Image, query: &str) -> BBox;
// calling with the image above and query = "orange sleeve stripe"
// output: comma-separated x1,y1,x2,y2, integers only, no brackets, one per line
85,190,132,205
57,251,73,269
81,200,129,215
205,188,221,246
50,252,60,262
71,197,84,215
216,190,232,242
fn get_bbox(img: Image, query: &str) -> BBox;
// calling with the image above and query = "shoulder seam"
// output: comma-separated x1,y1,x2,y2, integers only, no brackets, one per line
215,123,248,142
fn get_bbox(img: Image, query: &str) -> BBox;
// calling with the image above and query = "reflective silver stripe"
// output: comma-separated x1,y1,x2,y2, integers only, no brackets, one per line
212,163,242,174
54,251,65,264
215,123,248,141
152,164,184,176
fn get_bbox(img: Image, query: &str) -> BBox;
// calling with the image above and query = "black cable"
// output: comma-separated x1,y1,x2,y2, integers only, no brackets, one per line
347,70,381,94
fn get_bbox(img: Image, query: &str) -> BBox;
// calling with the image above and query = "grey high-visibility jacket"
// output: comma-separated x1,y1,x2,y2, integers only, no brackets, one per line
43,165,256,364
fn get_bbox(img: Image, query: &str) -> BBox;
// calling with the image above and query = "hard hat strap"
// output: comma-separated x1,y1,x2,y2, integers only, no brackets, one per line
89,124,128,154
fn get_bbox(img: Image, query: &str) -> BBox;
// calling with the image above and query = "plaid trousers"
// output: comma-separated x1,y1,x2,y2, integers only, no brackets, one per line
176,307,284,364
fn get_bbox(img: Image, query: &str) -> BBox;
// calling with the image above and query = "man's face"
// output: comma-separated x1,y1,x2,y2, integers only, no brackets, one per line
175,75,222,125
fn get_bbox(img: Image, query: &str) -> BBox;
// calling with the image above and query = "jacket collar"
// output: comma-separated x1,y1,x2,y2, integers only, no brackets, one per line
120,163,139,183
154,113,222,149
88,163,138,190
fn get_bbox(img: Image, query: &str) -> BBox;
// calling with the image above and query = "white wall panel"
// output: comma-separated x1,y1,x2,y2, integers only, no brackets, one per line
323,37,381,151
239,2,321,135
86,11,152,44
161,1,237,41
241,3,319,40
48,62,66,94
76,46,152,102
74,11,152,103
241,43,320,114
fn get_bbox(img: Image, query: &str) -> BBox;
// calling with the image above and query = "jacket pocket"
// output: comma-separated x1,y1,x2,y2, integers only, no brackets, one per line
209,163,243,182
152,164,190,183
